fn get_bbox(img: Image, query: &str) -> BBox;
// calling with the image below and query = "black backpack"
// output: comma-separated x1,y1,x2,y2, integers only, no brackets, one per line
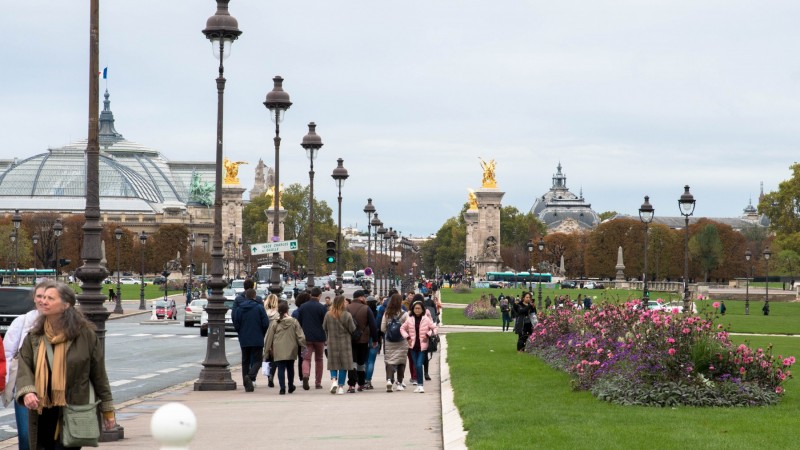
385,316,403,342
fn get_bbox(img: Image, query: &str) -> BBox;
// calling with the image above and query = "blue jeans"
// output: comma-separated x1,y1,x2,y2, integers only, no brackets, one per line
275,360,294,390
365,340,381,381
410,350,426,386
15,399,29,450
329,369,347,386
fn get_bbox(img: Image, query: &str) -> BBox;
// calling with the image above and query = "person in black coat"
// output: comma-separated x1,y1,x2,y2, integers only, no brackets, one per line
513,292,538,352
233,288,269,392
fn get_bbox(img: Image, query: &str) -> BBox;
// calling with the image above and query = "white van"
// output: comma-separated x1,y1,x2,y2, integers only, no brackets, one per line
342,271,355,284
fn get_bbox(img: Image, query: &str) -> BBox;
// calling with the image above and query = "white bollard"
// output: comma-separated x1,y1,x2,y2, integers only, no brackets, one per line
151,402,197,450
150,301,158,321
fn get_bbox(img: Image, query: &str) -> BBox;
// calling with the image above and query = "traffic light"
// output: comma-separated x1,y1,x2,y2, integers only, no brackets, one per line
326,240,336,264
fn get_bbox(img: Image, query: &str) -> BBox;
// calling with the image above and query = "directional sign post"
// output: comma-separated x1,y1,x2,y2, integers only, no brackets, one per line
251,240,299,255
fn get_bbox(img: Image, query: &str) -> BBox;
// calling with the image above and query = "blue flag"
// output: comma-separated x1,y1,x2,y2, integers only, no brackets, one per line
102,67,108,79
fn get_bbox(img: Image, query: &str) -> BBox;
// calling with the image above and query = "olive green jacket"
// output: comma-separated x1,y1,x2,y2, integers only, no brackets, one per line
16,326,114,448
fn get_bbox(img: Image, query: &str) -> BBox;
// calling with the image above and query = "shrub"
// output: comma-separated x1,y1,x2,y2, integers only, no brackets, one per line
464,297,499,320
452,283,472,294
526,300,795,407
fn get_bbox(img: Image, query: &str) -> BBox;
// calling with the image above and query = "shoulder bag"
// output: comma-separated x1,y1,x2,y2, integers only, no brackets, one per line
44,340,101,447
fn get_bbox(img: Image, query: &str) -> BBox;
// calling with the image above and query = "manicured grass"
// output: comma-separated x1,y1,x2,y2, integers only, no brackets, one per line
74,283,171,301
694,300,800,335
441,286,683,305
442,307,503,327
447,332,800,450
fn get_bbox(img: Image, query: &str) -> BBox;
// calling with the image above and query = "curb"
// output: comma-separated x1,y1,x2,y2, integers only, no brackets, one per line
440,335,468,449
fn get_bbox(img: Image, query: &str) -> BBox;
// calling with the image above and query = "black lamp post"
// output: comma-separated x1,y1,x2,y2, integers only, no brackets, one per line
196,0,241,392
332,158,349,294
678,185,696,313
370,213,381,293
527,239,534,294
301,122,322,289
745,250,752,315
364,199,376,272
376,222,386,296
202,237,209,298
10,209,20,286
639,195,654,307
385,227,395,291
537,237,545,311
32,233,39,283
264,75,292,296
188,233,195,304
139,231,147,310
53,218,63,282
114,228,123,314
764,247,771,311
9,229,17,286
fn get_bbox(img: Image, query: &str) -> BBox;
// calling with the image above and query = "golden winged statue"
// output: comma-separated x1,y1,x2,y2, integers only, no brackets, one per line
479,157,497,188
223,158,248,185
467,188,478,210
266,183,285,209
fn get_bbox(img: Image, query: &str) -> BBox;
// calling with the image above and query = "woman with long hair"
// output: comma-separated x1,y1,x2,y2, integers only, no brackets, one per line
321,295,355,395
263,293,281,387
400,300,438,393
16,282,115,449
381,293,409,392
263,301,306,395
513,291,538,352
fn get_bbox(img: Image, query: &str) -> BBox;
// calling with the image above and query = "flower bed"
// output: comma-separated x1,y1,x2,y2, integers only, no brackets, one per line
463,297,499,320
526,300,795,407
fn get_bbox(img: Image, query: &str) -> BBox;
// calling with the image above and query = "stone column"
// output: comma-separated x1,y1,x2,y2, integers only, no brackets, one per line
474,188,505,278
463,208,479,269
222,185,245,278
615,246,626,281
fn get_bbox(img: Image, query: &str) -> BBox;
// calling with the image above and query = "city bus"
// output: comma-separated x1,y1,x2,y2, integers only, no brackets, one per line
485,271,552,284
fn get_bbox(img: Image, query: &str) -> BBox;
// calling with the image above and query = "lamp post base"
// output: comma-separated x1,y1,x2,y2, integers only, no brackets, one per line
194,368,237,391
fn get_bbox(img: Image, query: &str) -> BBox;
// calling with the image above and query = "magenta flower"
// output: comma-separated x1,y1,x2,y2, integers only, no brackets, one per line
713,302,720,309
668,348,676,356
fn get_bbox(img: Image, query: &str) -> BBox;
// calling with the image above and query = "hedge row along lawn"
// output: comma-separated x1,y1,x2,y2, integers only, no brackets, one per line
446,332,800,450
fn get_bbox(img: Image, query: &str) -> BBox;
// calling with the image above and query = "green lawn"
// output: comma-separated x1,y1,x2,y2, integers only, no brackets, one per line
441,286,683,305
73,283,175,301
694,300,800,335
447,332,800,450
442,307,503,327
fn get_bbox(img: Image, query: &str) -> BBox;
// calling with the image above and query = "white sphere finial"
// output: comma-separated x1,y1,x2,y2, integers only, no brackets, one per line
151,402,197,449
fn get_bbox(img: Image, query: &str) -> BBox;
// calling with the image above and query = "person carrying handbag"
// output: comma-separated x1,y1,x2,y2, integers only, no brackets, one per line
15,282,115,450
513,292,537,352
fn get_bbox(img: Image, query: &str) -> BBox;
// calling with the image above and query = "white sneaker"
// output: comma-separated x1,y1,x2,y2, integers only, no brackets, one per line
395,382,405,391
418,385,425,393
412,380,418,386
413,386,421,393
330,381,338,394
336,386,344,395
386,380,393,392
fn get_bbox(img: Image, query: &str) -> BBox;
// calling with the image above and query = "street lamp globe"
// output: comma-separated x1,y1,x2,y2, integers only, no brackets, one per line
537,237,545,252
332,158,350,188
639,195,654,224
12,209,21,230
678,185,696,217
202,0,242,60
301,122,323,161
264,76,292,123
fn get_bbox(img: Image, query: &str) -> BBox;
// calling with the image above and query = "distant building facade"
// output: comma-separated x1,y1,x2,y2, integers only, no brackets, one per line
530,163,600,233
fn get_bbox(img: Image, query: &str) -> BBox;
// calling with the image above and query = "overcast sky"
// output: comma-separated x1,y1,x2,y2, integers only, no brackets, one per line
4,1,799,237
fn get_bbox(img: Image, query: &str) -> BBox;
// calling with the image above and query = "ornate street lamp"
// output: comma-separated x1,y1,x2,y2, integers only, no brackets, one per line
678,185,696,313
363,198,376,272
264,75,292,296
10,209,20,286
745,250,752,315
188,233,196,304
764,247,772,312
331,158,349,294
370,213,381,293
301,122,322,289
527,239,534,295
638,195,654,307
537,237,545,311
376,222,386,297
32,233,39,283
195,0,242,393
9,229,17,286
139,231,147,310
202,237,209,298
114,228,124,314
53,218,63,282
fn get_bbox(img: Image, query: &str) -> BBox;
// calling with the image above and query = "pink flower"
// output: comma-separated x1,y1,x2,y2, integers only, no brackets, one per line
776,386,784,394
740,367,746,375
671,308,680,314
667,338,675,344
712,302,720,309
682,328,691,334
709,365,715,371
668,348,676,356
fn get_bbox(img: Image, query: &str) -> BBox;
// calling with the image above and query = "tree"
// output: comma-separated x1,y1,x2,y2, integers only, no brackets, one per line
776,249,800,281
689,224,723,282
147,225,189,274
648,224,675,281
585,218,642,279
499,206,546,271
759,163,800,236
430,217,467,274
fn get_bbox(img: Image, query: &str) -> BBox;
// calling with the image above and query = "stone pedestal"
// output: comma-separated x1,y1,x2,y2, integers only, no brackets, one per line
463,208,479,272
615,246,626,281
222,185,245,278
473,188,505,278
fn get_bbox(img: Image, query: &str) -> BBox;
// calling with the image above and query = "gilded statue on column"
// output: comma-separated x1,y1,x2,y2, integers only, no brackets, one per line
467,188,478,210
223,157,248,185
266,184,285,209
479,157,497,188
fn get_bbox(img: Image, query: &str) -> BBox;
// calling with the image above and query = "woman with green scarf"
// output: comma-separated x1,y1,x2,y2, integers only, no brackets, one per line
16,282,115,449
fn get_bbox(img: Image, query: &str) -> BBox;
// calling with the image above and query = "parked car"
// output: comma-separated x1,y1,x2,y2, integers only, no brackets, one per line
152,275,167,285
0,287,34,337
119,277,140,285
184,299,208,327
199,297,236,337
230,279,246,294
560,280,577,289
153,299,177,320
584,281,605,289
663,301,698,314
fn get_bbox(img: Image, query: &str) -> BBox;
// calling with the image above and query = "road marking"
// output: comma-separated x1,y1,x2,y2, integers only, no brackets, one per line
131,333,152,337
0,424,17,433
178,363,198,368
106,333,125,337
180,335,199,339
153,334,174,338
110,380,133,386
157,368,179,374
0,409,15,419
133,374,158,380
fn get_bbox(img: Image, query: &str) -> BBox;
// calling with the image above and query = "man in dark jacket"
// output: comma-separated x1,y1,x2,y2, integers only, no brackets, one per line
233,279,263,312
346,290,379,392
297,286,328,390
232,288,269,392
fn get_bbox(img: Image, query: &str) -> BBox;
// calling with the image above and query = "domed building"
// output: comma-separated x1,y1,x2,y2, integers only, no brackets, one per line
0,91,244,251
530,163,600,233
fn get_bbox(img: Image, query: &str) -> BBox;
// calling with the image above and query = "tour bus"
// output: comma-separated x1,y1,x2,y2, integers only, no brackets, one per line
485,271,552,286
